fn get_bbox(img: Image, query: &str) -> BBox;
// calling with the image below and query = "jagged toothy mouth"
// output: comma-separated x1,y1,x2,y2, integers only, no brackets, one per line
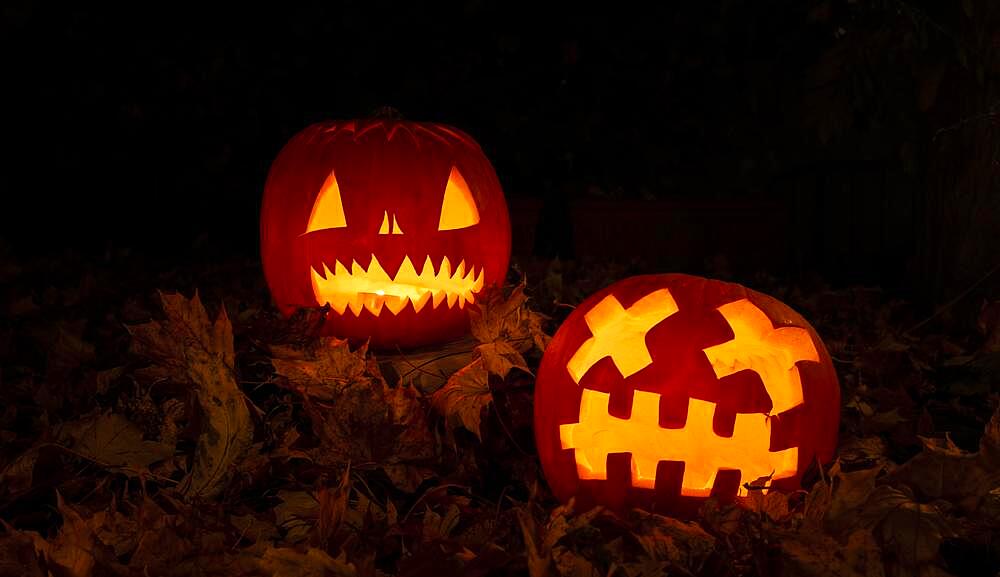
311,254,485,316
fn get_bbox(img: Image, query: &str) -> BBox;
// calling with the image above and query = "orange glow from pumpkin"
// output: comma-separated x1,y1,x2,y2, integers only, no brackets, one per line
311,254,485,317
305,170,347,233
566,290,679,383
438,166,480,231
703,298,819,414
560,388,798,496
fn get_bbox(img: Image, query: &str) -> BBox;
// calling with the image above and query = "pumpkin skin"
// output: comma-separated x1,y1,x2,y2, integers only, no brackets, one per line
534,274,840,516
261,119,511,348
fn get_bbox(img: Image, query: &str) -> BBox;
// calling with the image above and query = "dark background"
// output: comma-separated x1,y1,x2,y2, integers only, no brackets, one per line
2,1,997,306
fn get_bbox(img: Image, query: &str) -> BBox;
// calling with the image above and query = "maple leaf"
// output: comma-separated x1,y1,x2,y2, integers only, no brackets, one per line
477,340,531,378
256,546,357,577
128,291,253,499
56,411,173,472
272,340,436,491
381,335,479,394
270,337,369,401
431,358,492,440
0,447,39,495
315,466,351,548
28,493,114,577
516,501,603,577
470,281,551,354
626,509,716,573
0,528,45,577
887,405,1000,510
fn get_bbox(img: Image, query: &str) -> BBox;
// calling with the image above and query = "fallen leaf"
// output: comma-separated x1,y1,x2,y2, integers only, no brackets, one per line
422,504,461,542
0,447,39,494
315,466,351,548
129,291,253,499
432,358,492,440
257,546,356,577
517,502,603,577
552,545,601,577
878,496,953,568
275,491,319,544
381,335,479,394
826,464,882,534
470,281,551,353
477,340,531,378
777,529,872,577
270,337,369,401
626,509,715,572
30,493,106,577
58,411,173,471
0,528,45,577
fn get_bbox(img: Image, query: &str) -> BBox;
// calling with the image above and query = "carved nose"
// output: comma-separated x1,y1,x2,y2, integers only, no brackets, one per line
378,211,404,235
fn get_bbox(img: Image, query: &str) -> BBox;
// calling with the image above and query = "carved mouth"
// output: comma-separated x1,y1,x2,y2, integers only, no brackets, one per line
311,254,485,316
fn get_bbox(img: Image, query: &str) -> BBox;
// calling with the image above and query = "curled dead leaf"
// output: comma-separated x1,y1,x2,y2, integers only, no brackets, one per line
431,357,492,440
128,291,253,499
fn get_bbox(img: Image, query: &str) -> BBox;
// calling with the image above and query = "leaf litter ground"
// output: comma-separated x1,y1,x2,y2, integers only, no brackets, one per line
0,246,998,577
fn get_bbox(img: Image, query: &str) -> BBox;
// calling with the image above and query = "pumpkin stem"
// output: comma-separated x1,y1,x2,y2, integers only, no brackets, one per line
370,106,404,120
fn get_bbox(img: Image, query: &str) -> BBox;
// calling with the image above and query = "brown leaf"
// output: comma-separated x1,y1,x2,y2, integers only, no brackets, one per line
477,340,531,378
58,411,173,471
272,336,436,488
315,466,351,548
275,491,319,544
552,545,601,577
257,546,356,577
627,509,715,572
516,502,603,577
432,358,492,440
470,281,551,353
30,494,104,577
888,429,1000,509
88,507,140,558
422,504,461,542
299,376,436,492
826,464,881,534
876,494,953,568
381,335,479,394
777,529,873,577
271,337,369,401
0,528,45,577
129,291,253,499
0,447,39,494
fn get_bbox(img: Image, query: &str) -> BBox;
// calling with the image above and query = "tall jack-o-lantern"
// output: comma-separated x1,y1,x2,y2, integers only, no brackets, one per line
534,274,840,515
261,118,511,348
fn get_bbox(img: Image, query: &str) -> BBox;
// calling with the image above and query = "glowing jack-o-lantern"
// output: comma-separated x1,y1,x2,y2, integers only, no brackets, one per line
534,274,840,515
261,118,511,348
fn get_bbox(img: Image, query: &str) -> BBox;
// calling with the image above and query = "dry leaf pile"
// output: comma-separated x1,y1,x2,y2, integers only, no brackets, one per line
0,249,998,576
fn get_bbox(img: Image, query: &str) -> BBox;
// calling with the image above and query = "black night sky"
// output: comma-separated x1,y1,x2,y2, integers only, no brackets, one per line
3,1,995,303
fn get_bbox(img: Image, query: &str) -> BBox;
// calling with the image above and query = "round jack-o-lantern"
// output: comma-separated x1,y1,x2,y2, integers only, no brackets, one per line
534,274,840,515
261,118,511,348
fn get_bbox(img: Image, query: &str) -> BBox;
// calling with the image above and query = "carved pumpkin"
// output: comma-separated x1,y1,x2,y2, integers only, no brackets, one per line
534,274,840,515
261,119,511,348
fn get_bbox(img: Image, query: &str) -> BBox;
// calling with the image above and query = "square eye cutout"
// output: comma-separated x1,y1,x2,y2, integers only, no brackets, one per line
305,170,347,233
438,167,480,231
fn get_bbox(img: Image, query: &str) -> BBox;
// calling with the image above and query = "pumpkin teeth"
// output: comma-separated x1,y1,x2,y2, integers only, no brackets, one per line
310,254,484,317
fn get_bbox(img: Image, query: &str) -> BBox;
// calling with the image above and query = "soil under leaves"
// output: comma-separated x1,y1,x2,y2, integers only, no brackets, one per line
1,246,998,577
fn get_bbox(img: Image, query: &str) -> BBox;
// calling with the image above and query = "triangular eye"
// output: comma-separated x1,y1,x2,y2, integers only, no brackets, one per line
438,166,480,231
305,170,347,233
